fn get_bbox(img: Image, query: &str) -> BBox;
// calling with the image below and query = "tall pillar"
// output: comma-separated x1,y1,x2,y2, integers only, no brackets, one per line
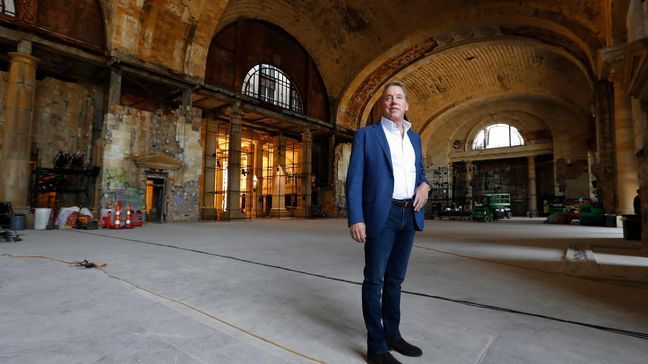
244,143,254,214
108,69,122,108
0,41,38,211
220,107,246,219
464,161,473,209
203,123,217,219
528,156,537,217
594,81,616,212
613,82,640,215
270,133,287,217
301,128,312,217
447,162,454,204
254,139,265,217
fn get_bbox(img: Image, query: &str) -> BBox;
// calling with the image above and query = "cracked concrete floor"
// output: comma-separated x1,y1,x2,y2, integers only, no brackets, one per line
1,218,647,363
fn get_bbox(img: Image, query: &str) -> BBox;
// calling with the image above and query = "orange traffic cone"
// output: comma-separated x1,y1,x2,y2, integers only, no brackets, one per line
114,201,122,229
125,202,132,229
104,208,112,228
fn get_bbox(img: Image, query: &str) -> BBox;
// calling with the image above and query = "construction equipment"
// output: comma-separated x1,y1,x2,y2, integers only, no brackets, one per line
472,193,512,222
578,201,605,226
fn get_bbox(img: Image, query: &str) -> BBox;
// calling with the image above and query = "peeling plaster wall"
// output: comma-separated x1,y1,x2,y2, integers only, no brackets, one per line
101,105,203,222
0,73,96,168
111,0,207,73
32,77,97,168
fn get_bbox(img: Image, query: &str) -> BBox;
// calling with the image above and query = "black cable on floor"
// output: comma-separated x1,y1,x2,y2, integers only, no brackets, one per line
74,230,648,341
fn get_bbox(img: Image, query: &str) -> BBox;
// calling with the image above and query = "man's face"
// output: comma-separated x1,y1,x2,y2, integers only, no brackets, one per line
382,85,409,123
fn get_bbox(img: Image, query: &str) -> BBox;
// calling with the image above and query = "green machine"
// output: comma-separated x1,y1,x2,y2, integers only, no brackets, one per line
472,193,512,222
578,201,605,225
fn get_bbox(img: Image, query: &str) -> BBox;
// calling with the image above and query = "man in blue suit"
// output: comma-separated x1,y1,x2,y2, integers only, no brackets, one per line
346,81,430,364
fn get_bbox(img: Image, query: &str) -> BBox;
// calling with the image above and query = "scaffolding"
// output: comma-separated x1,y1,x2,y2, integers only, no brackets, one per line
202,119,309,220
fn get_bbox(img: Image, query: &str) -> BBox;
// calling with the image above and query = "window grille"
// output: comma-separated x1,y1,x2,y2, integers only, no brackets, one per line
243,64,303,113
472,123,524,150
1,0,16,17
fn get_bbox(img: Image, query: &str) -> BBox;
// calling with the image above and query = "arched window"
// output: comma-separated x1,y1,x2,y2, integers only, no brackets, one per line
1,0,16,17
242,64,303,113
472,123,524,150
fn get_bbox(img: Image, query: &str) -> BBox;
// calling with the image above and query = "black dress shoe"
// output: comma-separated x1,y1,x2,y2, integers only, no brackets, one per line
367,351,402,364
388,338,423,357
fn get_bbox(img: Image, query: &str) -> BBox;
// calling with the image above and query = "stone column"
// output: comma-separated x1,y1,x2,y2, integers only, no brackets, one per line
0,41,38,211
254,139,265,217
245,143,254,215
203,125,217,219
528,156,537,217
447,162,454,205
300,128,312,217
270,133,287,217
613,82,640,215
107,70,121,108
464,161,473,209
220,107,246,219
594,81,616,213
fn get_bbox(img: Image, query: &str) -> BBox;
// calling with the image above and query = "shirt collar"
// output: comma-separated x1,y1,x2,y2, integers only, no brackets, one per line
380,116,411,134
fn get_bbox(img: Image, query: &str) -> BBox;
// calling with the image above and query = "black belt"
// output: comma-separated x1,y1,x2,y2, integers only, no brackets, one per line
392,199,413,208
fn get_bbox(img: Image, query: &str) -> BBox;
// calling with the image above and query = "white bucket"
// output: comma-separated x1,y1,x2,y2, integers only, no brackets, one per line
34,208,52,230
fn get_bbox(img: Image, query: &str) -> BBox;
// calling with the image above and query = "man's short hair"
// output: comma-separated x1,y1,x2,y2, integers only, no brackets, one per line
382,81,408,100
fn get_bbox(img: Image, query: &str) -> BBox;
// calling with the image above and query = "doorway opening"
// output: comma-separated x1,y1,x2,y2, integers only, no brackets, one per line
146,174,167,222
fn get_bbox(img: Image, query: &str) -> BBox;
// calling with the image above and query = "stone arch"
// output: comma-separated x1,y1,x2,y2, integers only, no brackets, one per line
205,19,329,120
421,94,587,168
461,113,550,153
336,6,604,131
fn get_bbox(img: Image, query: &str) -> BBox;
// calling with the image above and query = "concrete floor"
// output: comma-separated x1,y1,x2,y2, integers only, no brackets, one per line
1,218,647,364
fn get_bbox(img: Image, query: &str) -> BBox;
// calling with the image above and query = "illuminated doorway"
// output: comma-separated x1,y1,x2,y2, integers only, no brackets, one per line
201,119,306,220
146,174,166,222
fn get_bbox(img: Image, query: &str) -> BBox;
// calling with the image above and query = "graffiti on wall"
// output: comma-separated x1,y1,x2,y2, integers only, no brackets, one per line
102,187,146,211
167,180,200,221
102,167,131,191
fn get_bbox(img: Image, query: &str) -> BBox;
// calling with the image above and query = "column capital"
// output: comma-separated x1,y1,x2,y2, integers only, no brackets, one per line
8,52,38,66
623,38,648,100
597,44,625,82
231,101,243,119
302,127,312,140
17,40,33,54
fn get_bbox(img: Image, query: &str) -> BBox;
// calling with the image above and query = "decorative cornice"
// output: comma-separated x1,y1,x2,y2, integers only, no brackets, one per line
596,43,625,81
133,153,183,171
623,38,648,101
449,143,553,163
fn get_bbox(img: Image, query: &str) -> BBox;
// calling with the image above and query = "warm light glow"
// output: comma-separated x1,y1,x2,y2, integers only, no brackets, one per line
472,124,524,149
145,180,153,214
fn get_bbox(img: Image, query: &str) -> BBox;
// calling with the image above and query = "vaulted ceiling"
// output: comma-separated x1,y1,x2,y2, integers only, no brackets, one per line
212,0,615,132
73,0,629,149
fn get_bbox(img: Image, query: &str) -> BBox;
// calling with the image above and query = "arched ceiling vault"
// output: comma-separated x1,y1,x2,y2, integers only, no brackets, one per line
421,94,593,167
207,1,606,121
109,0,608,134
377,39,594,132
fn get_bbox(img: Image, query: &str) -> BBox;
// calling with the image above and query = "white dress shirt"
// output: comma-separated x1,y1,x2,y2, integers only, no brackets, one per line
381,117,416,200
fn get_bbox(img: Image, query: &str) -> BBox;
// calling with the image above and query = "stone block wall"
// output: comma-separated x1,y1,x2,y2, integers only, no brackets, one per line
0,72,97,168
32,77,97,168
101,105,203,222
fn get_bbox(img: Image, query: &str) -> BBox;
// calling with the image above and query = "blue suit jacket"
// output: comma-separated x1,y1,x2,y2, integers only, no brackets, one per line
346,123,429,238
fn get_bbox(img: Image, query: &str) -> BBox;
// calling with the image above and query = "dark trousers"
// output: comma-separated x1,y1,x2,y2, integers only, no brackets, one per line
362,204,415,353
